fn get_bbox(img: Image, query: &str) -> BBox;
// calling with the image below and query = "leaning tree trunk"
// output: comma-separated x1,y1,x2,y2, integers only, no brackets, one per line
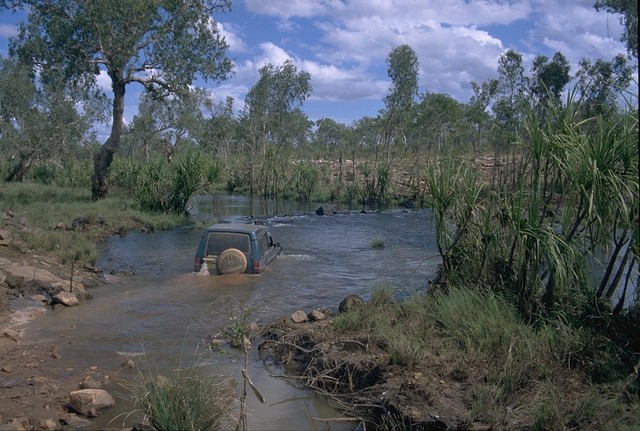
92,80,126,200
5,152,34,182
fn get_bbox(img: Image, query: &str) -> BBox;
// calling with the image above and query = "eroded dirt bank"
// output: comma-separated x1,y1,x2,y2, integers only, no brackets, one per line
258,317,484,431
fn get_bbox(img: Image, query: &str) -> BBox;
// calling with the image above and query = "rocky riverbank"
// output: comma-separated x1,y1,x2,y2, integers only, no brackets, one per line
0,212,123,430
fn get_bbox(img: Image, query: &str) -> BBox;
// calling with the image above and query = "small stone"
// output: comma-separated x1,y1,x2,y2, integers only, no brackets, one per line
28,418,57,431
121,359,136,369
59,414,93,429
49,346,61,359
308,309,326,321
291,310,308,323
3,329,21,342
78,375,102,390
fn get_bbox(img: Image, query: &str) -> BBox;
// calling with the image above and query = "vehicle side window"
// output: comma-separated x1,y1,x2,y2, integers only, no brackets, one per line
206,233,250,255
258,233,269,258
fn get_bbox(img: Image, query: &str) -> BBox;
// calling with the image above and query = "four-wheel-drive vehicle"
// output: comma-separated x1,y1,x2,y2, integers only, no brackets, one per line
194,223,283,275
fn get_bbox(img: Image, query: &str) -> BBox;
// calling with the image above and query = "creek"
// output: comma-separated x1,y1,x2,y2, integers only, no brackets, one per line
22,195,441,430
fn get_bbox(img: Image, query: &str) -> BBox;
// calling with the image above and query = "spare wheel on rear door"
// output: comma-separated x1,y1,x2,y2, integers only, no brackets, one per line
217,248,247,274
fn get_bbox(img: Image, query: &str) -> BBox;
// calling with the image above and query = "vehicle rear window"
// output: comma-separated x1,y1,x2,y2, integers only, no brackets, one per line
206,233,250,255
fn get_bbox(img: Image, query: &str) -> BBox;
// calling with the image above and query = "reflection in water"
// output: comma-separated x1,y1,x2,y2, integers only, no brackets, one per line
20,195,440,430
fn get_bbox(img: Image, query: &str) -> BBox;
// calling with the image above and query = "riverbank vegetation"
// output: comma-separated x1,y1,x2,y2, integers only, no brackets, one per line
0,1,637,429
0,182,189,265
258,284,639,429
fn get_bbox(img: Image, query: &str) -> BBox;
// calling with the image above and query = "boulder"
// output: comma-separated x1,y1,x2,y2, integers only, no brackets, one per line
338,295,364,313
315,203,337,216
69,389,115,416
0,417,29,430
2,265,62,285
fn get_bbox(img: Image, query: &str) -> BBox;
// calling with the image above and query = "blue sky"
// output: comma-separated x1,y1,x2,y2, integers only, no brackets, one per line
0,0,636,128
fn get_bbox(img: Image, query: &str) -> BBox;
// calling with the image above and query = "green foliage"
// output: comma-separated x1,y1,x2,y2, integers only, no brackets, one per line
242,60,312,198
292,160,321,201
169,149,222,213
426,97,638,319
126,367,234,431
30,164,55,185
370,238,385,249
594,0,638,58
122,150,222,214
0,57,99,182
374,164,395,206
333,285,639,429
56,161,93,188
111,157,144,190
0,182,186,266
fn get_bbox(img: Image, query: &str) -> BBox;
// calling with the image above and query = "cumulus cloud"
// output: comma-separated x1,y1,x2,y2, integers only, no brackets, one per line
205,0,633,120
218,21,248,53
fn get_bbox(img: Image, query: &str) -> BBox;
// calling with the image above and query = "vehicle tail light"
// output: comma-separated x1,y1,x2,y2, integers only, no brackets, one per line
252,260,261,274
194,256,202,272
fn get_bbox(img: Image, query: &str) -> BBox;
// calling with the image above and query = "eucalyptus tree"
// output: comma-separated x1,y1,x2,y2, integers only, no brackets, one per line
123,88,213,161
242,60,311,197
529,52,571,109
0,57,102,181
383,44,419,162
312,118,348,159
574,54,633,118
4,0,233,200
468,79,498,155
200,96,240,159
413,92,464,153
494,50,528,143
311,118,350,199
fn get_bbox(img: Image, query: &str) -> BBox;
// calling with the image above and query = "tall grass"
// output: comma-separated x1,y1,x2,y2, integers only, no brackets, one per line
109,149,223,214
124,367,235,431
0,182,187,265
334,286,639,429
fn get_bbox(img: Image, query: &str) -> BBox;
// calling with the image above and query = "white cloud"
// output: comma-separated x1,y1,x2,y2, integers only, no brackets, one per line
529,0,626,62
95,70,111,93
245,0,328,19
218,21,248,53
0,23,17,38
255,42,293,69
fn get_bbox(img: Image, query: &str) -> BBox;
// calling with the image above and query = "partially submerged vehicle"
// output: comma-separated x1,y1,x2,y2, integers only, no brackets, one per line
194,223,283,275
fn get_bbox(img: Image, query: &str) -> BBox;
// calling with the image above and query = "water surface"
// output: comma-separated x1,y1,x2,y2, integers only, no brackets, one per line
22,195,440,430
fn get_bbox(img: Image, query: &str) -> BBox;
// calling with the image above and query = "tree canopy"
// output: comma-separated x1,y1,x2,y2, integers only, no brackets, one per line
4,0,234,199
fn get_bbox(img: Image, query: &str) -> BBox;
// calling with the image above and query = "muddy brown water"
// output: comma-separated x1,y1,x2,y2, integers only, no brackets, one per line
20,195,441,430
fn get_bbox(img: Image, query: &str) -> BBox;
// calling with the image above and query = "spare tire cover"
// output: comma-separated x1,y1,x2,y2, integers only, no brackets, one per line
217,248,248,274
